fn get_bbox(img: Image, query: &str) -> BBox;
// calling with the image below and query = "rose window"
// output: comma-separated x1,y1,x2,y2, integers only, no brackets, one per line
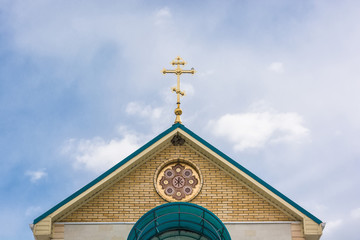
155,161,201,202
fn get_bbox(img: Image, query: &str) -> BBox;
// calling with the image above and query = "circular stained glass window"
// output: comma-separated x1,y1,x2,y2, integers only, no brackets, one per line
155,159,202,202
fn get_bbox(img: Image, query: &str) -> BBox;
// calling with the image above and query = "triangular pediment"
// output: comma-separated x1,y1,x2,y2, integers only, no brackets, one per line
32,123,323,240
59,143,295,223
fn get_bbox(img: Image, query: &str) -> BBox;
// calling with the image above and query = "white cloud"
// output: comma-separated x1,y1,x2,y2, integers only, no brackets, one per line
126,102,163,119
198,70,214,78
324,219,343,234
25,206,42,217
25,169,47,183
155,7,171,18
351,208,360,219
125,101,175,133
180,82,195,97
62,134,140,173
154,7,172,25
208,110,310,151
267,62,284,73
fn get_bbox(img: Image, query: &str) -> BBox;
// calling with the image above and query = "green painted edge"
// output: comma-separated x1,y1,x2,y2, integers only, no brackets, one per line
177,124,323,224
127,202,231,240
33,124,180,224
34,123,322,225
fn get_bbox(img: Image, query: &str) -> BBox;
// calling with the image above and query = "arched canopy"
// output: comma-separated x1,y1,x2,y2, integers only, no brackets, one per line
127,202,231,240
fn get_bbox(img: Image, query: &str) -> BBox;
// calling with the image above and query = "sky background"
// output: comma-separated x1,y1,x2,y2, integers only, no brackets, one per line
0,0,359,239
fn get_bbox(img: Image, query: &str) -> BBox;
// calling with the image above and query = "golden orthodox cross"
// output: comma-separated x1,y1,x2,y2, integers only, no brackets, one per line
162,56,195,124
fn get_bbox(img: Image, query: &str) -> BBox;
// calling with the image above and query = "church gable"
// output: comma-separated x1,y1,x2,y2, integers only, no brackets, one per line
32,124,323,240
60,142,295,223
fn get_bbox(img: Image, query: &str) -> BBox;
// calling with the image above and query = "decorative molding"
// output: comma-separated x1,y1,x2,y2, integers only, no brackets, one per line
171,134,185,146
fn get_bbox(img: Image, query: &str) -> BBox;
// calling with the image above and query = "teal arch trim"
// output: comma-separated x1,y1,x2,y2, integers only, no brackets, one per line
127,202,231,240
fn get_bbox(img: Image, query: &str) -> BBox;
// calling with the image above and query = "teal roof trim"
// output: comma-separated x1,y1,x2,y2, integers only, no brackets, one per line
177,124,323,224
33,124,180,224
34,123,322,225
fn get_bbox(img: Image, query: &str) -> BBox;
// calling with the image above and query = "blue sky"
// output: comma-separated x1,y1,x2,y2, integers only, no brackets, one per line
1,0,360,239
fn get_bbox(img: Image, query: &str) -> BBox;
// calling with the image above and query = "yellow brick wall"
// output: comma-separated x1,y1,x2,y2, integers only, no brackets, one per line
61,144,295,222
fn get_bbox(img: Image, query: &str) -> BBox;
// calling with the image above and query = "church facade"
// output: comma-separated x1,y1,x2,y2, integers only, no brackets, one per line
31,123,324,240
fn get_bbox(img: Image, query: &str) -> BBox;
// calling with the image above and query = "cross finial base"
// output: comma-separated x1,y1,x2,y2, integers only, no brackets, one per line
174,107,183,124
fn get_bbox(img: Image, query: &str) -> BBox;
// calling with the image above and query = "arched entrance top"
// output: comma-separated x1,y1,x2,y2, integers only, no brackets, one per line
127,202,231,240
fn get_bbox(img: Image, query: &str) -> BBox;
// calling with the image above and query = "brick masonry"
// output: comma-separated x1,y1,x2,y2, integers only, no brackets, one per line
60,144,296,223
